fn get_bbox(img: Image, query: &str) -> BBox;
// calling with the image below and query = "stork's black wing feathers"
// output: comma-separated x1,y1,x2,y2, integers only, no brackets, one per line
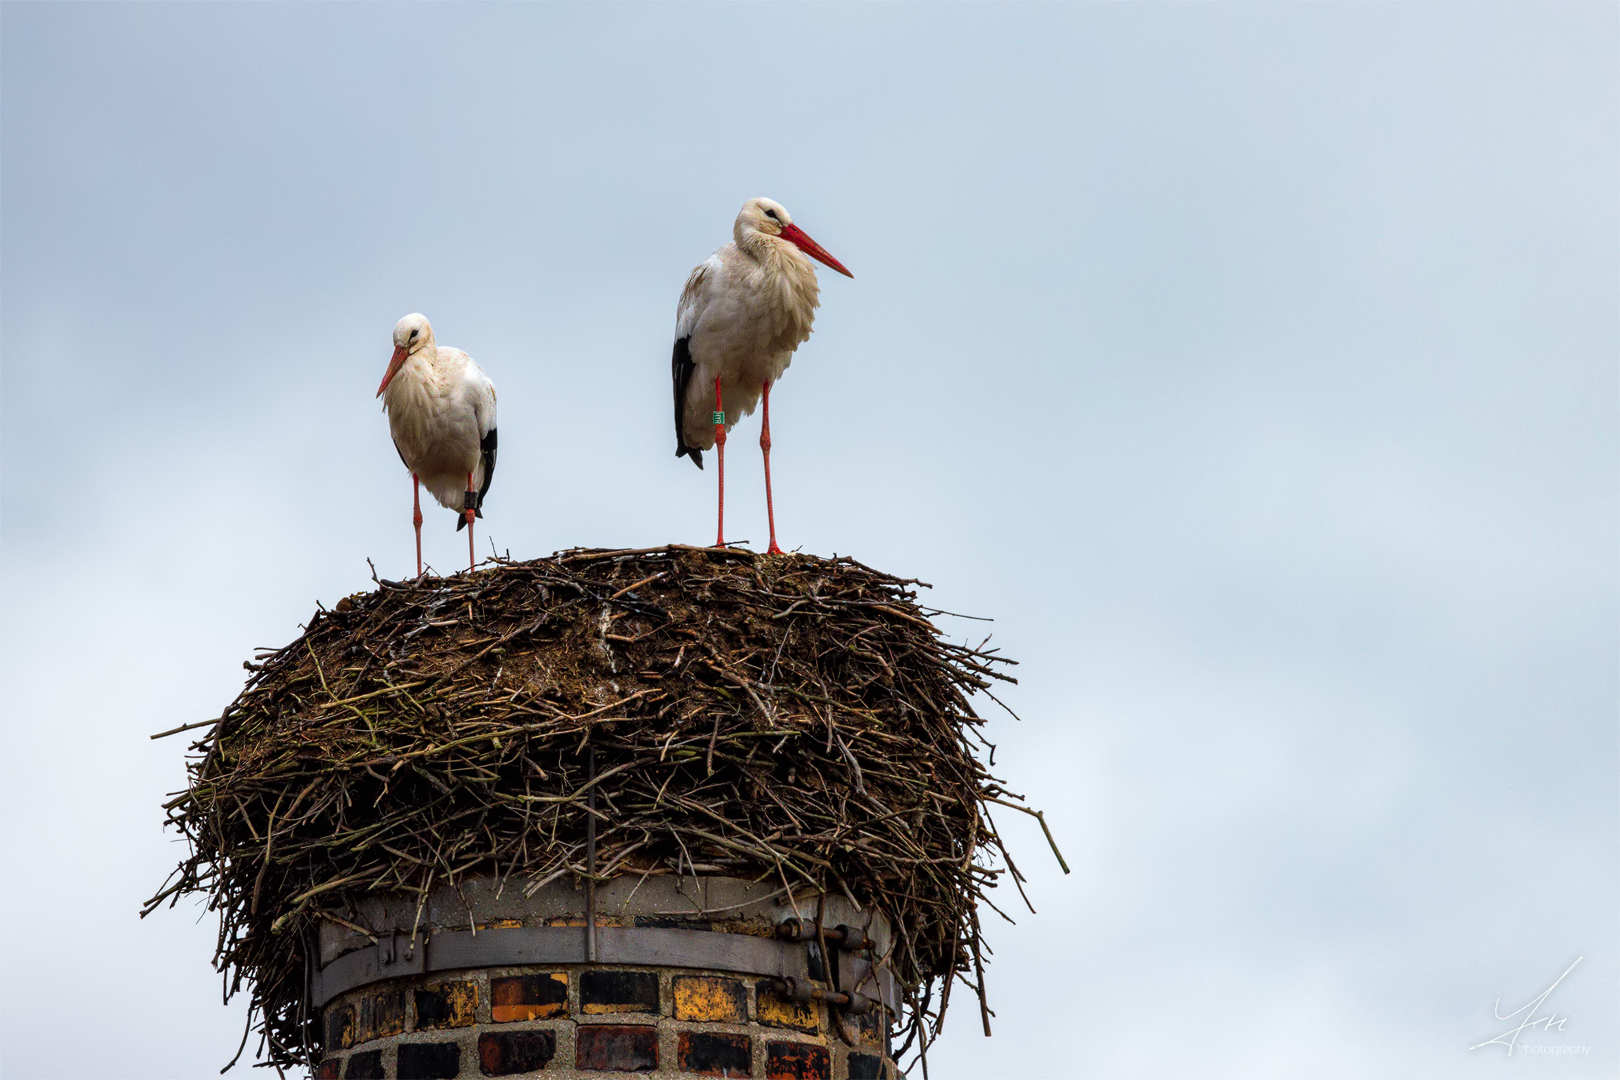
672,335,703,469
456,427,497,532
478,427,497,507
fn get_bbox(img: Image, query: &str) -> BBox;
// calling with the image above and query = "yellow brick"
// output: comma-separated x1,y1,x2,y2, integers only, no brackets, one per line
356,987,405,1043
757,983,819,1034
415,981,479,1029
492,972,569,1022
673,975,747,1023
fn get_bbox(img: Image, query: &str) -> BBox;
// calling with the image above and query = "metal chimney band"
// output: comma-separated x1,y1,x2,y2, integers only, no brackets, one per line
311,925,898,1012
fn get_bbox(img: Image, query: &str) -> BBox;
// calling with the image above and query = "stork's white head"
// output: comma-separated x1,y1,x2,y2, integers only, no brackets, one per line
736,197,793,237
378,313,435,397
735,197,853,278
393,313,434,352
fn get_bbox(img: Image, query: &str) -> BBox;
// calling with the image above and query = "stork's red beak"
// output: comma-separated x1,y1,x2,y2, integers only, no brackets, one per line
377,345,408,397
778,223,853,278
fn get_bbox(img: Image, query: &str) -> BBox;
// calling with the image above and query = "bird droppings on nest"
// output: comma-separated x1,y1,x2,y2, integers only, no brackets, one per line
145,545,1065,1073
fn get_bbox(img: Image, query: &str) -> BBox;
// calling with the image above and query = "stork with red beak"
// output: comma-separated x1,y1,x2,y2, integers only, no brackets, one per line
376,313,498,576
672,197,852,552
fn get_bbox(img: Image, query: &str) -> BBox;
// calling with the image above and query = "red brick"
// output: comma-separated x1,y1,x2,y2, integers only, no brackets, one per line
576,1025,658,1072
478,1030,557,1076
344,1050,384,1080
581,970,659,1015
765,1041,829,1080
678,1031,752,1076
398,1041,461,1079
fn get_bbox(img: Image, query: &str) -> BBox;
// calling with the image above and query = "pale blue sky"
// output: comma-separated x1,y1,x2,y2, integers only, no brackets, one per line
2,4,1615,1077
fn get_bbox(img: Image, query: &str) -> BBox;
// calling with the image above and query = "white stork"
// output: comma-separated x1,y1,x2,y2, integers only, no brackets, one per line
672,197,852,552
376,313,498,576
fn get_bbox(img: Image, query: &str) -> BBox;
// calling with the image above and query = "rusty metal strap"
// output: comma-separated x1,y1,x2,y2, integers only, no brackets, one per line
310,926,897,1012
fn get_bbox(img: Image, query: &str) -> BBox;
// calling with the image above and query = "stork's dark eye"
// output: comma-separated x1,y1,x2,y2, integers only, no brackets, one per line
765,209,780,221
409,329,419,340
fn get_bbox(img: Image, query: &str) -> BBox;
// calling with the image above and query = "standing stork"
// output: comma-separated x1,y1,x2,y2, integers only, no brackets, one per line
376,313,498,576
672,197,852,552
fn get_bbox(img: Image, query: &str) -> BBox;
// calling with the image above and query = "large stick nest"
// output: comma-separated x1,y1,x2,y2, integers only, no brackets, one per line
147,546,1053,1072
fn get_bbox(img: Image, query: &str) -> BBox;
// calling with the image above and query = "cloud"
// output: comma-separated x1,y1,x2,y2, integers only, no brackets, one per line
2,3,1615,1076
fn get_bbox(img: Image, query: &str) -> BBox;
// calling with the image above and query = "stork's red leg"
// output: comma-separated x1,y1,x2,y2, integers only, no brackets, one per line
465,471,477,571
412,474,424,579
760,380,782,555
713,376,727,548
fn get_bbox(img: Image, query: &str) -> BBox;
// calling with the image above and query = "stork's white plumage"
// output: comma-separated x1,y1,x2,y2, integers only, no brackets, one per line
672,197,852,552
377,313,498,575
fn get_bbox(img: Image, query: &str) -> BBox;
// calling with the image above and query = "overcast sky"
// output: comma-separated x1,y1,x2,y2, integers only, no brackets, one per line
2,3,1615,1078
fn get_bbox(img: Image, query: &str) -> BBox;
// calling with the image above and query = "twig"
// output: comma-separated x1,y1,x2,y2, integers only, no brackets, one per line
984,798,1070,874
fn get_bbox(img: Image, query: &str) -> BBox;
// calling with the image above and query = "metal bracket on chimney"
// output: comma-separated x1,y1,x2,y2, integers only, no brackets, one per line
310,925,896,1013
774,918,873,951
360,930,424,983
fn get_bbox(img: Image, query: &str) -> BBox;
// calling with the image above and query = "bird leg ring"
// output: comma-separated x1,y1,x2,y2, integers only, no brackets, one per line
713,376,727,548
760,380,782,555
412,474,424,579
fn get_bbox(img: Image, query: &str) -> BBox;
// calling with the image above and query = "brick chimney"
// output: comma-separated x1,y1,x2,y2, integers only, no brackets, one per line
311,874,898,1080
